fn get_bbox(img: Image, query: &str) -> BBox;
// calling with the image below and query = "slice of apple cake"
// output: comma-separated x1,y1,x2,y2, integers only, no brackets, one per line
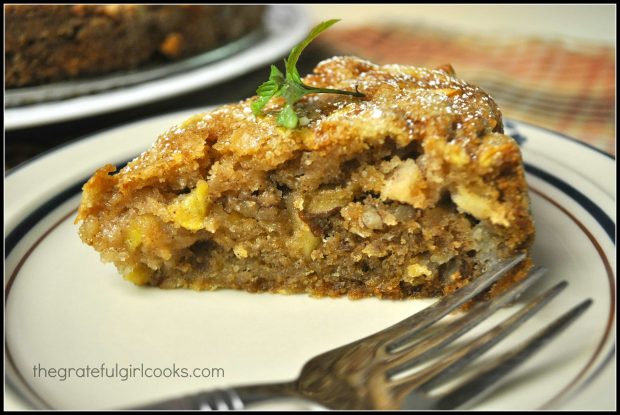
76,56,534,300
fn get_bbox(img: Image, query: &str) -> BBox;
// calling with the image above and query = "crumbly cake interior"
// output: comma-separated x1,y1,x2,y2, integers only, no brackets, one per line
76,57,534,299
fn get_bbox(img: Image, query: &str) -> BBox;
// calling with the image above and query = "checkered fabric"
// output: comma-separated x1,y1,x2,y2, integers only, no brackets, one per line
315,26,615,155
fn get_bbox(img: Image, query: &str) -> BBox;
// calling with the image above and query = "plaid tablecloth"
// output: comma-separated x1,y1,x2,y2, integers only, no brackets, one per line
314,25,615,155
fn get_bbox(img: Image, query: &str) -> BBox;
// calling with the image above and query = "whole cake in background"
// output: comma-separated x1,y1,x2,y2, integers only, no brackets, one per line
5,4,265,88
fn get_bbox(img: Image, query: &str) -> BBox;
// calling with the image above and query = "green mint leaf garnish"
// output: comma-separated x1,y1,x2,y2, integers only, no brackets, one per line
252,19,364,129
251,65,284,115
277,104,298,129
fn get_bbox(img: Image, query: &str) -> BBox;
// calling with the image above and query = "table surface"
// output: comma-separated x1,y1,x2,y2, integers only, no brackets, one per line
5,5,615,170
308,5,616,44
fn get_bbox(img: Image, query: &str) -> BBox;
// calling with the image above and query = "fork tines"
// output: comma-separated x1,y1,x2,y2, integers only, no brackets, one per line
373,255,594,410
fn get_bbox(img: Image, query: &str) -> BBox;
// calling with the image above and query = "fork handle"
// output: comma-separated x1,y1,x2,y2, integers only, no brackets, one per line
132,382,305,410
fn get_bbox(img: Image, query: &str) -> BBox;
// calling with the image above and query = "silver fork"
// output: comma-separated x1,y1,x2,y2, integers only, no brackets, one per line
133,253,592,410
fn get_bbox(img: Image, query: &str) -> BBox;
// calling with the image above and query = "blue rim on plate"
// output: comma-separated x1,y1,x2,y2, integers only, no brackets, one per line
5,117,615,410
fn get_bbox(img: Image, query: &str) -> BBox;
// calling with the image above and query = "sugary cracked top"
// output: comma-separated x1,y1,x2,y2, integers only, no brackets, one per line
119,57,502,186
78,56,522,230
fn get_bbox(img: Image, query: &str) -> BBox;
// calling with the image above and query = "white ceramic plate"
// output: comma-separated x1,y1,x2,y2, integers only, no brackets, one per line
5,112,616,410
4,5,310,130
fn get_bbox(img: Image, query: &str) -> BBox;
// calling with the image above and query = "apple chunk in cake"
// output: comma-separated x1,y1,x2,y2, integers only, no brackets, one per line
76,56,535,299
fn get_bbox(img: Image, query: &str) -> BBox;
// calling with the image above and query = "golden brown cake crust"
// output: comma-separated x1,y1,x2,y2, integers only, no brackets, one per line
76,57,535,299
